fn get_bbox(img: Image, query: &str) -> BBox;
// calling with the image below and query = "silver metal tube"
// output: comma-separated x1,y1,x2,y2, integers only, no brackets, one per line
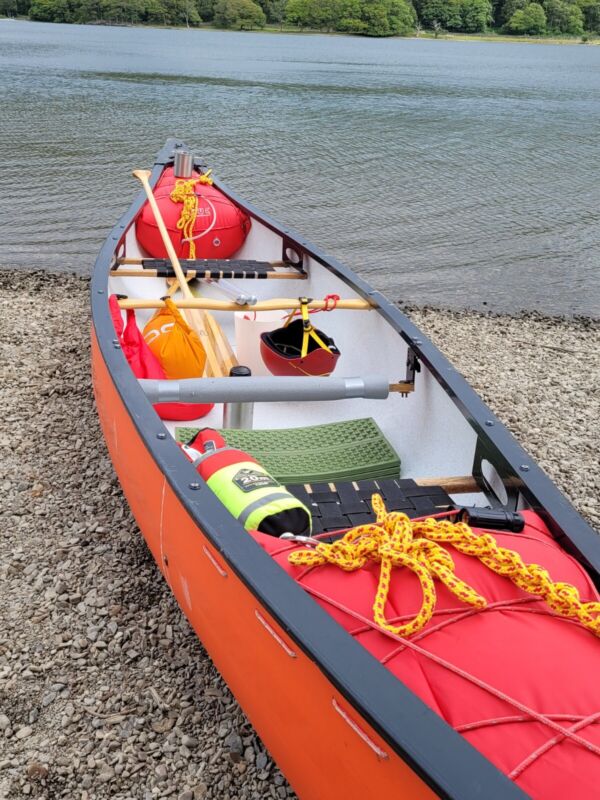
223,402,254,429
222,365,254,429
203,278,257,306
139,375,390,405
173,149,194,178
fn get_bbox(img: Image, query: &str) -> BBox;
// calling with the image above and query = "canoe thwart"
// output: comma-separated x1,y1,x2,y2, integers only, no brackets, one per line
118,297,375,312
139,375,391,405
389,381,415,395
416,475,481,494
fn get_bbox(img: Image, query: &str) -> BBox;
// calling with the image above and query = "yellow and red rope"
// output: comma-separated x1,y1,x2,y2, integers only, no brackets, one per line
289,494,600,638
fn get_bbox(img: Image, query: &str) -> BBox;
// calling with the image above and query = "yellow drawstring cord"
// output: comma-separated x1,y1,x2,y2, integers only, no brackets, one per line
288,494,600,638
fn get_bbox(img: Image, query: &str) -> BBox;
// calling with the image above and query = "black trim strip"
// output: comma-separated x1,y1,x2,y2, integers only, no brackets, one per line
91,138,597,800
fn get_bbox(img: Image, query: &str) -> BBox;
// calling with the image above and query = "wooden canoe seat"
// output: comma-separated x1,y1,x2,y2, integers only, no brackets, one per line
288,479,454,535
114,258,307,280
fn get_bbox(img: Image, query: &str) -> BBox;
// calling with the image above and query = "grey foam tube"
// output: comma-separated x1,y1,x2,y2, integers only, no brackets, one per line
139,375,390,404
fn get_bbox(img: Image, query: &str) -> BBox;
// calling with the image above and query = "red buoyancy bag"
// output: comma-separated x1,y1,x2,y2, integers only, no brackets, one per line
108,295,212,421
135,167,250,260
252,511,600,799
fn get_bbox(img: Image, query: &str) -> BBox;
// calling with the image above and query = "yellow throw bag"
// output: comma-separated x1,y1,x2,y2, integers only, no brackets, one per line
143,297,207,379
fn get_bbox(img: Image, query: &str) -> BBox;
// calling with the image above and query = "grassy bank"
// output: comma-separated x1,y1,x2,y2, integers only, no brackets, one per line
259,23,598,42
415,29,598,43
240,23,598,41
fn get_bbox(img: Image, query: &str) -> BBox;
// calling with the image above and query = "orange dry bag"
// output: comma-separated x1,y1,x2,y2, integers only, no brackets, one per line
143,297,207,379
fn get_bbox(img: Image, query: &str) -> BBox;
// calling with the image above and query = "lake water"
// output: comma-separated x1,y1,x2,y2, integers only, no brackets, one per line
1,20,599,315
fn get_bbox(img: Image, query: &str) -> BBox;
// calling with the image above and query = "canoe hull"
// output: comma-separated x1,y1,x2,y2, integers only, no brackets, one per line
91,329,437,800
92,138,600,799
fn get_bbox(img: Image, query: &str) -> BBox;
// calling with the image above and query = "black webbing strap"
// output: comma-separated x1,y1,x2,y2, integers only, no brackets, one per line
287,479,454,535
140,259,277,279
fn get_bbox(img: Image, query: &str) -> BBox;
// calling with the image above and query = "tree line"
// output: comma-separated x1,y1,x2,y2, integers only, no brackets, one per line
1,0,599,36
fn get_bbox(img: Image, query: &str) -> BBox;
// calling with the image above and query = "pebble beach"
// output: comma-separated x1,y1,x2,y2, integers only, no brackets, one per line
0,268,598,800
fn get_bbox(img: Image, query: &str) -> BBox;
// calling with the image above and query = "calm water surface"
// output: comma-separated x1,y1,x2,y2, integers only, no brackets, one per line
1,21,599,315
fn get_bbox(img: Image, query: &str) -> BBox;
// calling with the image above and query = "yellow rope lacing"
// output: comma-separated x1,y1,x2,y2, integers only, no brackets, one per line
169,171,213,259
288,494,600,638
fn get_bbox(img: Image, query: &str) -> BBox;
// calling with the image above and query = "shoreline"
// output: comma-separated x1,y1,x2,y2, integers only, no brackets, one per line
2,16,598,46
1,269,597,798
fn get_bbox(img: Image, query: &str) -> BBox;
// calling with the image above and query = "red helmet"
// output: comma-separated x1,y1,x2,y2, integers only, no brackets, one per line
260,299,341,377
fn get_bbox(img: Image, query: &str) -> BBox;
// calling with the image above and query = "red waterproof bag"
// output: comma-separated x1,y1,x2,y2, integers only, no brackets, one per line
108,295,212,421
253,511,600,800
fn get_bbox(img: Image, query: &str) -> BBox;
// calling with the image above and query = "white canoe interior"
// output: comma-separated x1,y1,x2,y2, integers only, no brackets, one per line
109,210,489,509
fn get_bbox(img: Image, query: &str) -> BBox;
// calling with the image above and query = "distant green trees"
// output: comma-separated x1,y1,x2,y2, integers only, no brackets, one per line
214,0,265,27
416,0,491,30
579,0,600,28
0,0,29,15
7,0,600,37
507,1,546,31
544,0,583,31
28,0,205,24
503,0,588,33
285,0,415,34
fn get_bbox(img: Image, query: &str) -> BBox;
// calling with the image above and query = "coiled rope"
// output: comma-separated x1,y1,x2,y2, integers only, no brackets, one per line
288,494,600,638
169,171,213,259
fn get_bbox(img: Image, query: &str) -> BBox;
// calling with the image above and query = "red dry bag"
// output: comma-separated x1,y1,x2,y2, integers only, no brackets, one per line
108,295,212,421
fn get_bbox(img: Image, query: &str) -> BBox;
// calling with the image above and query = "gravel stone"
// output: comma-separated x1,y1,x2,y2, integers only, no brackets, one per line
0,270,597,800
224,732,243,755
98,765,115,782
256,752,269,770
25,762,48,781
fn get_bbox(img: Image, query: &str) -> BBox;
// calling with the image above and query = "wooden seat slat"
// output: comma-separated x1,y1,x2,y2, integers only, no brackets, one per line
113,258,307,280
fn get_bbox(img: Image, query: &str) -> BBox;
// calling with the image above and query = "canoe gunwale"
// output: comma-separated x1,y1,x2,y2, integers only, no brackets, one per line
91,137,596,800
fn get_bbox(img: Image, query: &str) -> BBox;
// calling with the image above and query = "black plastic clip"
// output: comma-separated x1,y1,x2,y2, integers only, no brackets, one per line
460,507,525,533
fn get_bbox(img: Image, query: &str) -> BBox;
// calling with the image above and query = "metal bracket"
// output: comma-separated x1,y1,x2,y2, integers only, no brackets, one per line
281,238,306,272
391,348,421,397
407,348,421,382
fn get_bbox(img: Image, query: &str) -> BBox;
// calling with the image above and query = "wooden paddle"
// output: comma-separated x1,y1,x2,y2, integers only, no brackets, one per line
167,277,237,375
131,169,236,378
166,275,193,298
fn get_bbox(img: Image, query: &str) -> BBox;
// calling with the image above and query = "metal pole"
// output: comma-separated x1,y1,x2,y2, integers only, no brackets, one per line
139,375,390,405
222,366,254,429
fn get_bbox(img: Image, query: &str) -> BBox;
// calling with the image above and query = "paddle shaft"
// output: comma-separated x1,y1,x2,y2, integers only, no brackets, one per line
131,169,232,377
131,170,193,300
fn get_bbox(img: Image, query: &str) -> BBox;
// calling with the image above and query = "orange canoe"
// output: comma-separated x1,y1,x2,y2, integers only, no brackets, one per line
92,139,600,799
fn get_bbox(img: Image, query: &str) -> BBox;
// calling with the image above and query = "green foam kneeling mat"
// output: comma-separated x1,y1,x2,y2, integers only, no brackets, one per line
175,418,400,486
